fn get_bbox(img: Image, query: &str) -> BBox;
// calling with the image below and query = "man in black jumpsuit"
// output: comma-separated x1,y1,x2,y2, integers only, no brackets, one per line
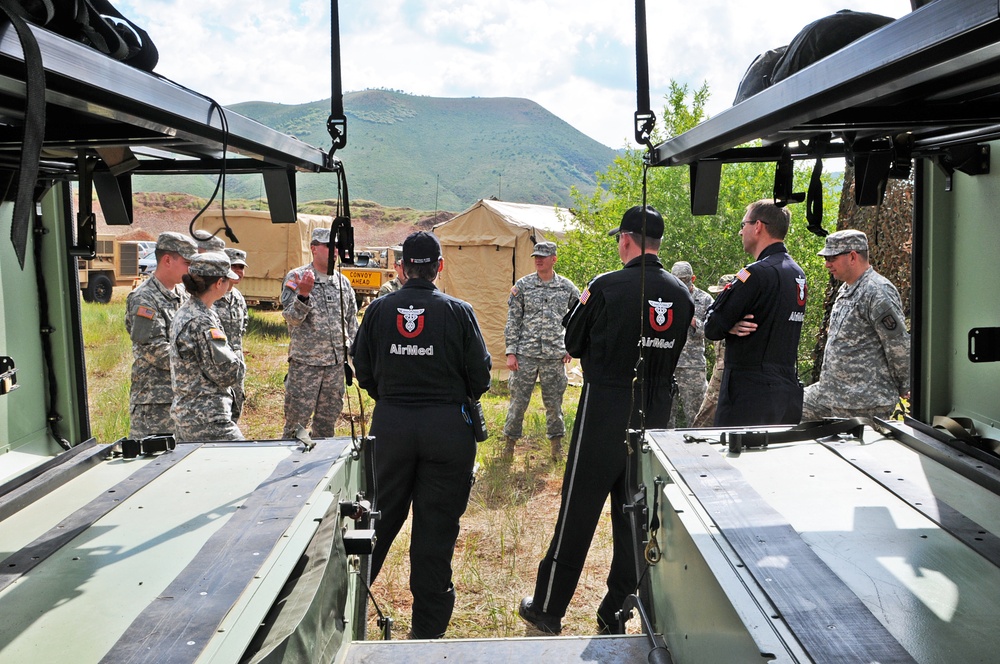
704,199,807,426
351,231,492,639
518,206,693,634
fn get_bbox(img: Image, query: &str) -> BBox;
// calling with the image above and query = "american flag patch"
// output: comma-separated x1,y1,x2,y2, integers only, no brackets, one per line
136,306,155,320
510,285,519,296
580,288,591,304
209,328,227,341
736,268,751,283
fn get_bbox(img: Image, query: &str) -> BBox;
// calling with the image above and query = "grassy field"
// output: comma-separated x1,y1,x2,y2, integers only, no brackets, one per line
85,287,619,640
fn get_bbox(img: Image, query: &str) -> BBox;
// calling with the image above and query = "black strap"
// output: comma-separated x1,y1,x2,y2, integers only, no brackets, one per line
633,0,655,148
327,0,347,152
722,417,869,453
0,0,46,269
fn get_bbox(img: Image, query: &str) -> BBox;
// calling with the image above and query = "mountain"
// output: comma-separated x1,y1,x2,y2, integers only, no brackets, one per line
132,91,619,211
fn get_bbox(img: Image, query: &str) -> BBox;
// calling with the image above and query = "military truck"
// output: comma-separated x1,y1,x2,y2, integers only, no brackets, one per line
621,1,1000,662
0,21,372,663
77,234,145,303
340,246,399,306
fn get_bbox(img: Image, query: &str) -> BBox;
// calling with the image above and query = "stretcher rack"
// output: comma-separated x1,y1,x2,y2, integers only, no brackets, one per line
637,424,1000,663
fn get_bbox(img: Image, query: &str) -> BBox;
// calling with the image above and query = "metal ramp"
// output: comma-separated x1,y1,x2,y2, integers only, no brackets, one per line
340,634,658,663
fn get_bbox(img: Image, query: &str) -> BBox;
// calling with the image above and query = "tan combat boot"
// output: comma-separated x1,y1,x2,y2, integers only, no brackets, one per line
549,436,563,461
503,436,517,458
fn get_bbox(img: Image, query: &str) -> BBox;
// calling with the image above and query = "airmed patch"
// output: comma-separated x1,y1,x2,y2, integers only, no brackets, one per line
397,305,425,338
794,275,807,306
881,314,898,331
136,305,155,320
648,298,674,332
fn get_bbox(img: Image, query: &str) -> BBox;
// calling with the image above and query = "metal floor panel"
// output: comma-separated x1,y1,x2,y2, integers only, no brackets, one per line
0,440,348,662
340,634,656,663
644,427,1000,663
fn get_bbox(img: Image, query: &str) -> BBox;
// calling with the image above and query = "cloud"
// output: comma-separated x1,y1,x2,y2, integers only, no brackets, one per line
118,0,912,148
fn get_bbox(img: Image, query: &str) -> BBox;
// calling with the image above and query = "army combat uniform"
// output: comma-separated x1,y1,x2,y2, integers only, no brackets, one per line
503,270,580,442
214,287,248,421
803,266,909,419
376,277,402,298
669,285,713,427
170,298,245,442
126,276,186,438
281,263,358,438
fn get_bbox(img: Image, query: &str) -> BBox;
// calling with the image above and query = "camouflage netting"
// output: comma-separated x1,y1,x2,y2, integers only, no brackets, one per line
810,165,913,383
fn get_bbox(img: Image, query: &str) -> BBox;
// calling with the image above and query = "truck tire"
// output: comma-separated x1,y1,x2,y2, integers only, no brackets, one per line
89,274,114,304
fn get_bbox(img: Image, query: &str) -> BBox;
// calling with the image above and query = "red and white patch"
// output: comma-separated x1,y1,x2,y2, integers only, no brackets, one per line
136,305,155,320
396,306,426,339
648,299,674,332
794,275,807,306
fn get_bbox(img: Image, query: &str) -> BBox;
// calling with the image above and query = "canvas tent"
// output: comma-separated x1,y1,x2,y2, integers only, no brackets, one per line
433,199,576,376
194,210,332,306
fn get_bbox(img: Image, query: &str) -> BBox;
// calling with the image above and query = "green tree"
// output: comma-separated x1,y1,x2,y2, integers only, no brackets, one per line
559,81,838,379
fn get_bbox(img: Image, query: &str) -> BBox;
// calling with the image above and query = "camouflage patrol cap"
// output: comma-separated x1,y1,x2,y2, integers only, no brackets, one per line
192,230,226,252
817,229,868,256
671,261,694,281
311,228,331,245
531,241,557,257
709,274,737,293
224,247,248,267
189,251,238,280
156,231,197,259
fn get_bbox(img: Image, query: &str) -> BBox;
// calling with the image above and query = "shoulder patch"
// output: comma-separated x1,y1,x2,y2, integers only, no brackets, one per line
285,278,298,290
510,285,519,296
736,267,751,283
136,305,156,320
209,327,228,340
580,287,591,304
881,315,898,331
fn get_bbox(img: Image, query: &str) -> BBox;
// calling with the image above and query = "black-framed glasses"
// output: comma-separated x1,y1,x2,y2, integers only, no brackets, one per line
740,219,768,229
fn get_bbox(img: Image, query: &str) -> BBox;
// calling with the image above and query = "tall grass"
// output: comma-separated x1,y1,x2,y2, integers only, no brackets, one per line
84,289,616,640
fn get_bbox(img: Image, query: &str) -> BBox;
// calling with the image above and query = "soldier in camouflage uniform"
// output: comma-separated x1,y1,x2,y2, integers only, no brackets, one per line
376,253,406,298
803,230,910,420
170,252,245,441
194,231,226,253
215,247,250,422
668,261,714,427
125,232,197,438
692,274,736,427
503,241,580,460
281,227,358,438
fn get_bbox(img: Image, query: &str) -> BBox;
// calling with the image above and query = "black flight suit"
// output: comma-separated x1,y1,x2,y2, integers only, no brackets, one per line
530,254,693,629
704,241,806,426
351,278,491,639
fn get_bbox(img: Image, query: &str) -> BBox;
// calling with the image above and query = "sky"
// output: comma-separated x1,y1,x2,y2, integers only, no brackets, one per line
117,0,913,149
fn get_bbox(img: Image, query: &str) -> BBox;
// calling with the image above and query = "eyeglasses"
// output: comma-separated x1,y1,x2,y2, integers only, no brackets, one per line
740,219,768,229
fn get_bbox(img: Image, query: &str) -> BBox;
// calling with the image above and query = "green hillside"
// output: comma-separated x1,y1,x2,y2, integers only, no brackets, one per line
132,91,619,211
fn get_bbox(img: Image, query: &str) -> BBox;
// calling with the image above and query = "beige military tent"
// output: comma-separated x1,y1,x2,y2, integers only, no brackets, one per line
433,199,575,376
194,210,331,306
